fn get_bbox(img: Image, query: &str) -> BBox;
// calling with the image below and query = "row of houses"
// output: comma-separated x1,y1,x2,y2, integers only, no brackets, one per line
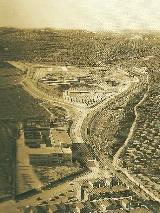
24,202,151,213
23,175,153,213
73,177,153,213
78,177,130,202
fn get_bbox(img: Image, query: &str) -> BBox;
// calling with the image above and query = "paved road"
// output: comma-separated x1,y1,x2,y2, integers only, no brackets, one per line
16,129,42,195
92,151,152,201
16,169,103,208
0,200,20,213
22,79,119,145
10,64,160,206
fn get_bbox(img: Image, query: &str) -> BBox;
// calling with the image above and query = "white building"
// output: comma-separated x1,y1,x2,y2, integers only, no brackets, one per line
63,88,107,107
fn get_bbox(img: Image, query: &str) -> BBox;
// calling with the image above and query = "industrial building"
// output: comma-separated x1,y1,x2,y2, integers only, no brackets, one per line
23,118,50,148
23,119,73,166
24,130,45,148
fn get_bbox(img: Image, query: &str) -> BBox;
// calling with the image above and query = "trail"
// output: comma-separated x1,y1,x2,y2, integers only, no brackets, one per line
112,74,160,202
113,73,149,165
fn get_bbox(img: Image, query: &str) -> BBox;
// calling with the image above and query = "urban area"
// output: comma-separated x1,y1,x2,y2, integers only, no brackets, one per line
0,28,159,213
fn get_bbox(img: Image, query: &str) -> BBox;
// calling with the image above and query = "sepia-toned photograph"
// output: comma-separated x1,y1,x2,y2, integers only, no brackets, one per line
0,0,160,212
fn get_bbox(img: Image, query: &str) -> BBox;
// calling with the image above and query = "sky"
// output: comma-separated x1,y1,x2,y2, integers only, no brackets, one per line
0,0,160,31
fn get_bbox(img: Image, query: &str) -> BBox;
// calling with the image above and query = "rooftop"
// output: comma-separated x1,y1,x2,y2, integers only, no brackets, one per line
97,199,112,207
28,147,72,155
24,131,42,139
76,202,85,209
62,148,72,154
89,177,112,184
23,119,50,129
85,185,129,195
121,198,130,205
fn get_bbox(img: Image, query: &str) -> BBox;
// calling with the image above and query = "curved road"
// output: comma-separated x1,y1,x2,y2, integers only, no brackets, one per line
112,73,160,203
113,73,150,165
8,64,160,206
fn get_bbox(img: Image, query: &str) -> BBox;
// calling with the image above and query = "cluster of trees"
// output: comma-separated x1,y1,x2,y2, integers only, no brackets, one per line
1,28,160,68
122,82,160,187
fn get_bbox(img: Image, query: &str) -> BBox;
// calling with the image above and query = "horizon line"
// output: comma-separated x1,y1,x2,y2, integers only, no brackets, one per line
1,26,160,33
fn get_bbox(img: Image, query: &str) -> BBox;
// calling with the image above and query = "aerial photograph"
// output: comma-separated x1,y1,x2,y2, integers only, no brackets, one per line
0,0,159,212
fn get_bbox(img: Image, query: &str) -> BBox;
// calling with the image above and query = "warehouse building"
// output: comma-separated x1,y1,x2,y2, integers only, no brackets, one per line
23,118,51,148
